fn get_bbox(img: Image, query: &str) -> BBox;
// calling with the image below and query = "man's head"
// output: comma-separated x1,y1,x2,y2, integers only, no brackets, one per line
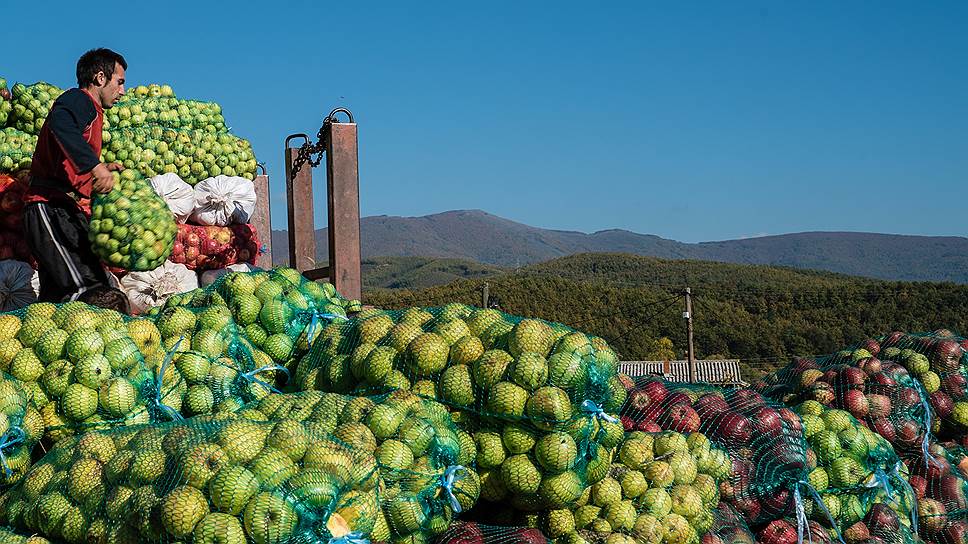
77,286,130,314
76,48,126,109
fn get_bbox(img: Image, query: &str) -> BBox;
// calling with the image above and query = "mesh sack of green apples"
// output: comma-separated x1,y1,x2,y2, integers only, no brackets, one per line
89,168,177,271
0,128,38,174
0,416,386,544
0,302,175,446
104,124,258,183
753,337,934,461
0,77,12,127
8,82,63,135
0,371,39,488
0,525,54,544
148,302,291,419
152,267,356,372
225,389,483,541
619,378,811,527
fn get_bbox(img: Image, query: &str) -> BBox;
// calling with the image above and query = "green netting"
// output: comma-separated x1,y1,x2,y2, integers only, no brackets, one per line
7,82,62,135
222,390,484,541
753,337,933,460
0,525,53,544
616,377,918,543
150,268,356,371
89,168,178,271
284,304,625,513
896,440,968,544
147,303,282,419
0,416,381,544
0,129,36,174
0,302,163,445
0,372,38,487
103,125,257,183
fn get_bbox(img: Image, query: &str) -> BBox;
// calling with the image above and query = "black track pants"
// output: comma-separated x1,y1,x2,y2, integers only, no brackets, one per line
22,202,109,302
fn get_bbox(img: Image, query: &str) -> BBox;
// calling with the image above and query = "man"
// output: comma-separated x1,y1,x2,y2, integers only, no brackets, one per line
23,48,126,302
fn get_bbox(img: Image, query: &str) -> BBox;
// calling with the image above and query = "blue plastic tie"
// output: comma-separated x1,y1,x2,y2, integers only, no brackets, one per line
439,465,466,514
912,380,941,470
889,462,919,534
580,400,619,424
305,310,349,349
258,244,268,255
329,532,369,544
154,336,185,421
0,426,25,479
795,480,845,544
241,365,291,395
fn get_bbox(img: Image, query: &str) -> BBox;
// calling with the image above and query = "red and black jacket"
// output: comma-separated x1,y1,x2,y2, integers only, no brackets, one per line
23,88,103,216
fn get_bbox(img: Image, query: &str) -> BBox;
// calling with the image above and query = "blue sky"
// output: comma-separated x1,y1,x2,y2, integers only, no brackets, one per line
3,1,966,242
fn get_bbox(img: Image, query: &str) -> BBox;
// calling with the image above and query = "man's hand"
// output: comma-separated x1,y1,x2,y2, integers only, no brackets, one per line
91,162,123,194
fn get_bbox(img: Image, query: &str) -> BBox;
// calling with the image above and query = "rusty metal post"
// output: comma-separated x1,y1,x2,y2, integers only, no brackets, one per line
284,134,317,273
325,112,362,301
251,164,272,266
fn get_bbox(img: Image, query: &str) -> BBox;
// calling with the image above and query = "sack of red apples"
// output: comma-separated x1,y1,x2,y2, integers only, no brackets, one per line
0,174,34,266
169,222,259,271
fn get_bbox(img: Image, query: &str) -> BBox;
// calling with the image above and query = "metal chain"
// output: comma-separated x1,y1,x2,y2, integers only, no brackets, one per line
290,116,334,180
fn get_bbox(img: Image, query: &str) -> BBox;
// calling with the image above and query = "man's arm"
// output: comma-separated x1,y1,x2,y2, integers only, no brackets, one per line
47,90,101,177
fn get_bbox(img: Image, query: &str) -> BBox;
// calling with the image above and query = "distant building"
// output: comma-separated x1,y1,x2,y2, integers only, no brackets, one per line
617,360,745,387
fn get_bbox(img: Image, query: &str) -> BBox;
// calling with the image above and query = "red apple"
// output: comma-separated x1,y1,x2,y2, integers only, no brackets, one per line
440,522,484,544
882,332,905,348
842,389,869,418
908,475,927,499
932,391,955,419
944,374,968,399
919,498,948,533
934,340,963,370
897,387,921,408
636,420,661,433
717,412,752,446
664,391,691,408
619,416,635,431
941,474,968,511
732,496,761,523
702,534,725,544
760,487,791,516
870,418,897,443
512,528,546,544
778,408,803,433
942,521,968,544
751,406,784,437
843,521,870,543
729,388,765,410
862,339,881,356
866,394,891,418
865,503,900,531
821,369,839,384
842,367,867,387
641,381,668,405
869,372,896,387
895,419,922,447
664,404,701,433
857,357,882,374
758,520,798,544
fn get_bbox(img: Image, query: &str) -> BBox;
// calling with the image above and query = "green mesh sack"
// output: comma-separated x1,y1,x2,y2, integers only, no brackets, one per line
0,372,38,487
89,168,178,271
0,526,53,544
0,303,160,445
150,267,354,371
225,389,482,541
753,337,934,460
618,378,808,527
0,416,381,544
897,440,968,544
0,129,37,174
228,390,476,474
8,82,63,135
875,331,968,447
149,303,287,418
104,125,258,183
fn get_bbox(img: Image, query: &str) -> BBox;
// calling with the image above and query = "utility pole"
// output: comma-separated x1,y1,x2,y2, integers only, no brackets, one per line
684,288,697,383
481,282,490,308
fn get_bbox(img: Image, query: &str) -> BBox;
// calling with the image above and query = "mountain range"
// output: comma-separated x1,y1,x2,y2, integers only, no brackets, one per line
270,209,968,283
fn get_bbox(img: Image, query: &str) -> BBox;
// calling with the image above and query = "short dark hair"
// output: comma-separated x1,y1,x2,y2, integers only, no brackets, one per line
78,286,130,314
76,48,127,87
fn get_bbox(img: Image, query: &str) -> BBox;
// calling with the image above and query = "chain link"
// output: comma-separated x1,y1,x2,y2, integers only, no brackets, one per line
290,116,333,180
